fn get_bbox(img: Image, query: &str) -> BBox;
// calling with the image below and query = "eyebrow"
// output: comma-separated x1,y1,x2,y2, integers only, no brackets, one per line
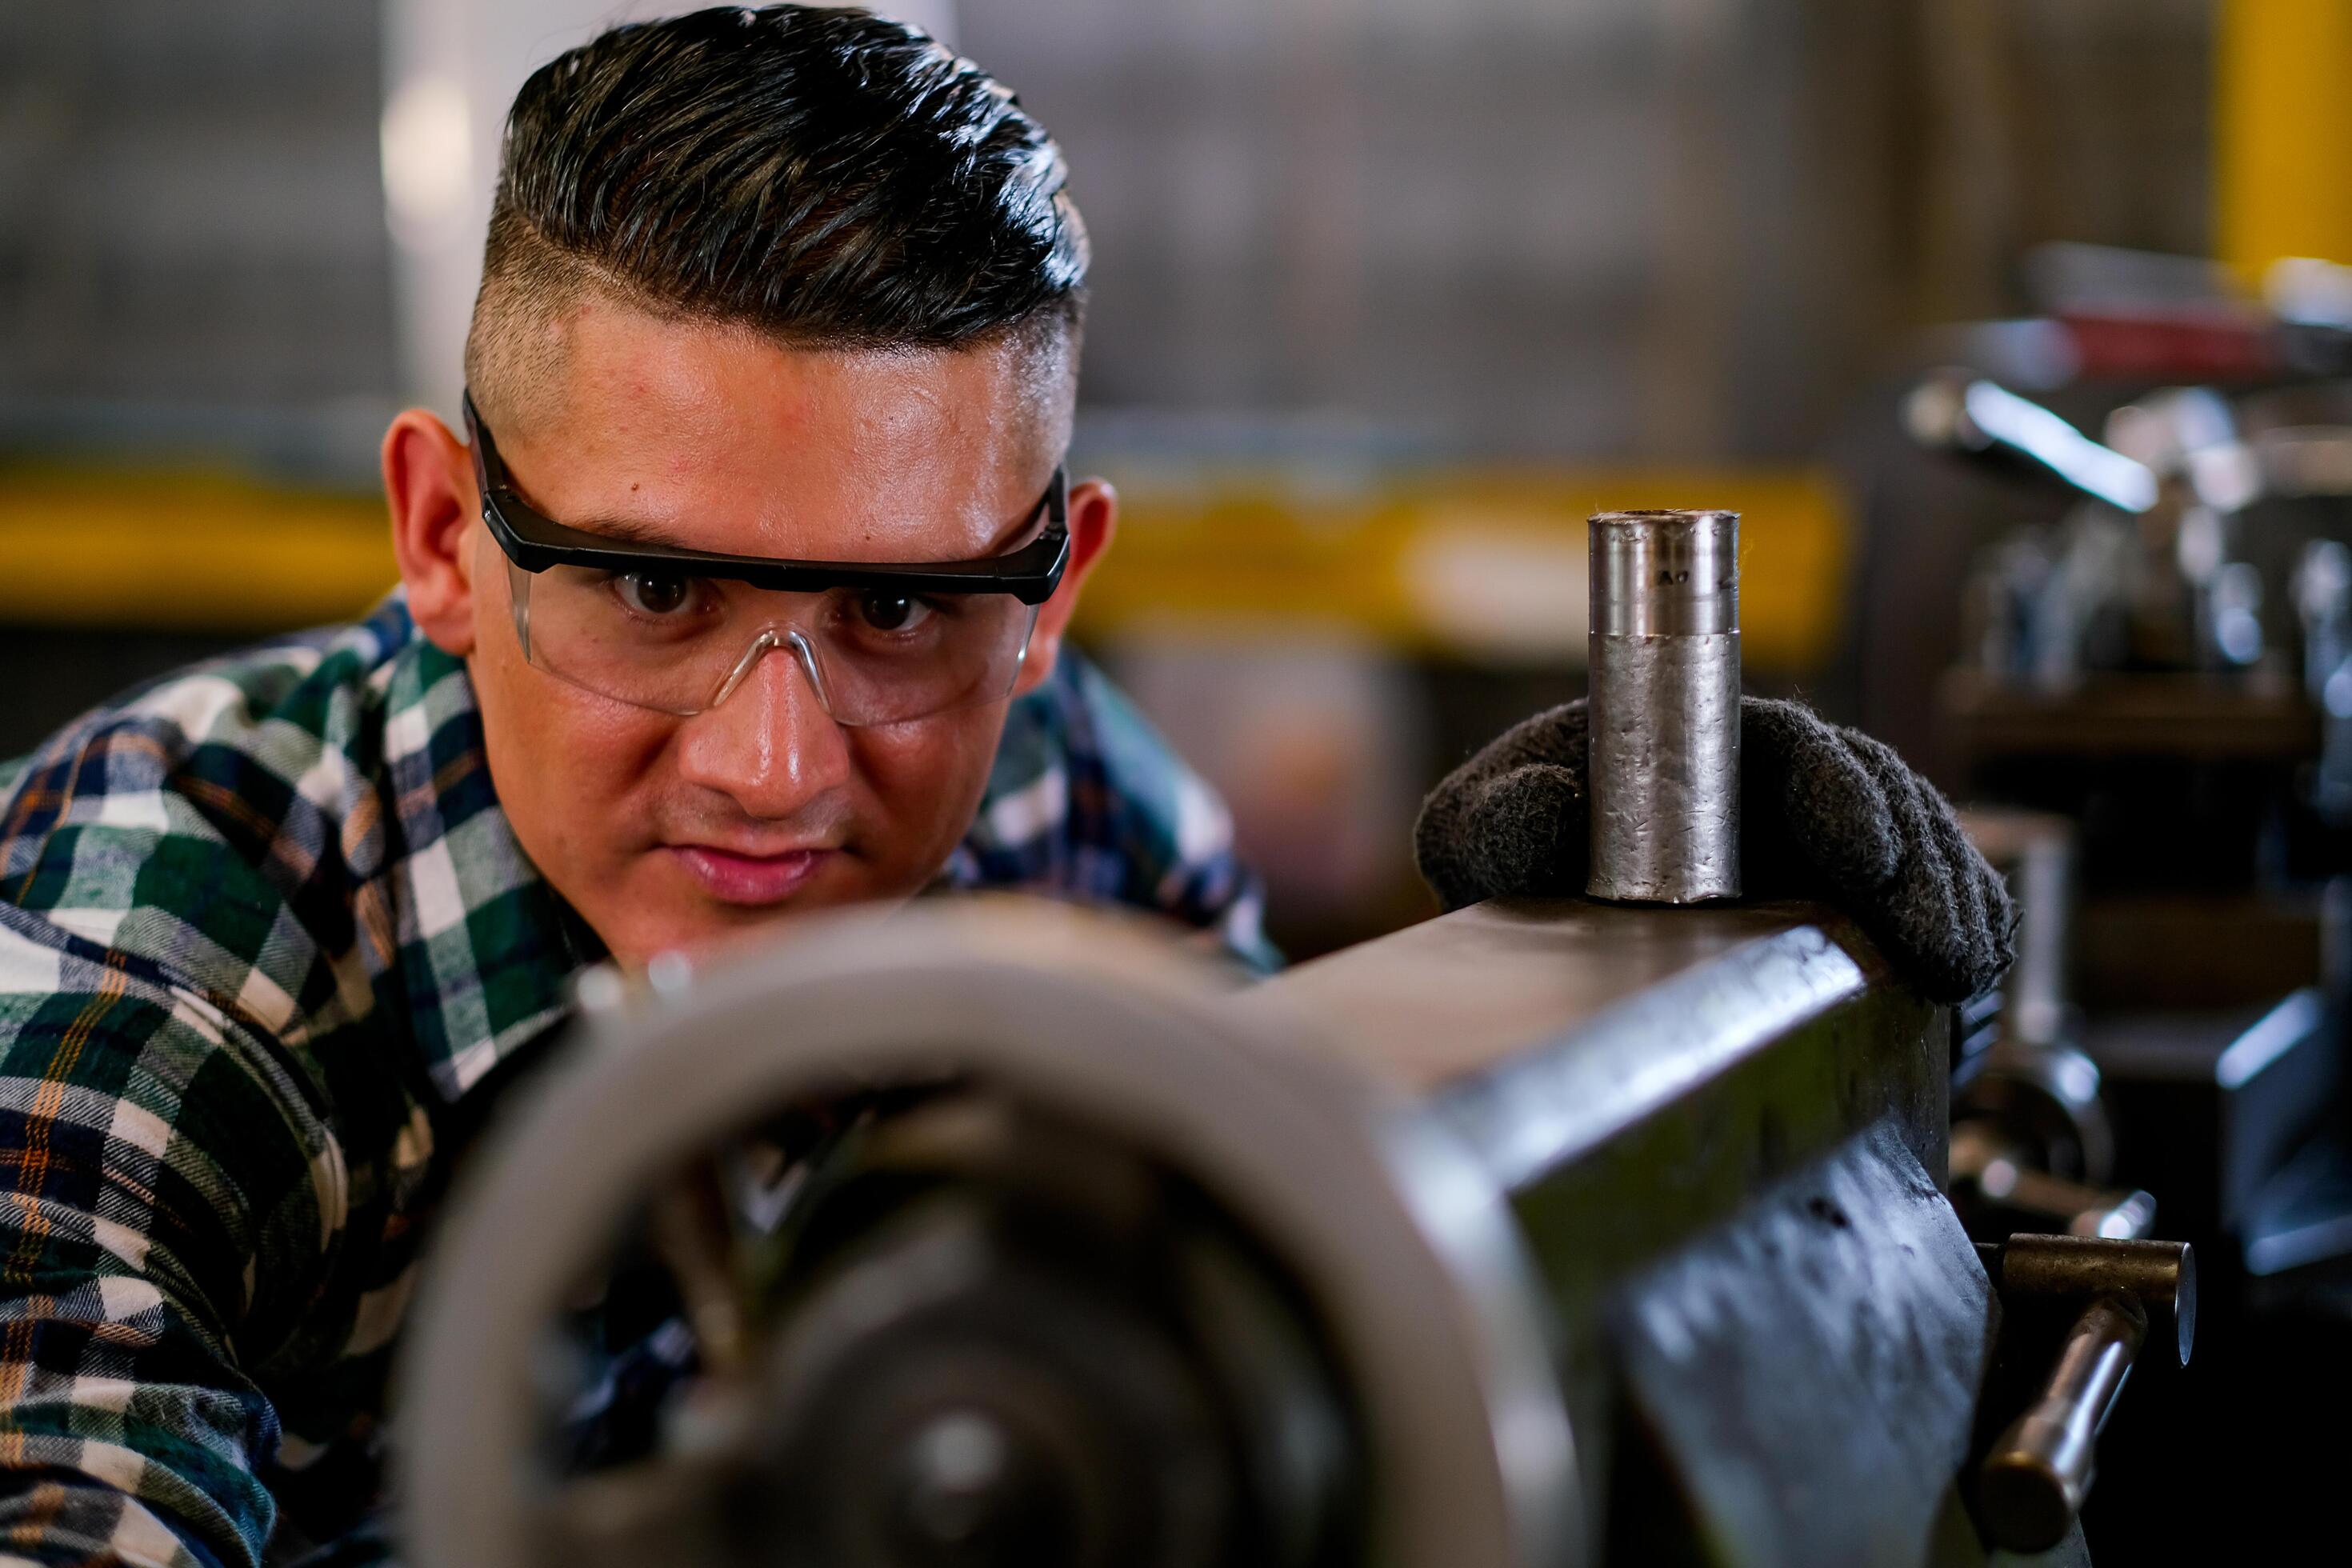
550,489,1054,562
558,514,697,550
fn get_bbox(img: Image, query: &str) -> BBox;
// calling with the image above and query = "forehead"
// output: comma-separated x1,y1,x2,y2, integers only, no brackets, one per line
492,298,1066,561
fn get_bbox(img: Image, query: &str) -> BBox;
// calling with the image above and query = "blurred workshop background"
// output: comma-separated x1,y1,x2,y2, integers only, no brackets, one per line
0,0,2288,958
10,0,2352,1557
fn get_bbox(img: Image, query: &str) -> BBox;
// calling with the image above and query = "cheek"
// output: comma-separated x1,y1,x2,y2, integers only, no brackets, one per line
848,710,1007,854
472,642,674,870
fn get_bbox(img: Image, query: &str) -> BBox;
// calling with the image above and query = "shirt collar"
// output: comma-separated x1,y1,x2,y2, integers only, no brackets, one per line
373,600,602,1102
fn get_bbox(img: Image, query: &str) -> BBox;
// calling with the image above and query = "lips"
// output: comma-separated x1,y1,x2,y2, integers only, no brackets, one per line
669,845,837,906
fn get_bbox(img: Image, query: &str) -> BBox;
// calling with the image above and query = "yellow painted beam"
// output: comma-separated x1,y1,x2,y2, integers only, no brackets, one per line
0,462,1852,671
2217,0,2352,282
0,470,394,632
1078,466,1850,671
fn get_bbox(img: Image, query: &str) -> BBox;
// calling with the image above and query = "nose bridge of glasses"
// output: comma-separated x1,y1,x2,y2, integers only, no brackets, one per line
708,625,833,714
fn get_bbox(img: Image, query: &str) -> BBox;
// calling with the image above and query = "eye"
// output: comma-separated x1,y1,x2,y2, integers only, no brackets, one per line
854,591,935,634
615,572,694,618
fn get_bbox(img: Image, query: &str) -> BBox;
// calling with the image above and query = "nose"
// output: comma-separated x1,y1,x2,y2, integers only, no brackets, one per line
673,638,853,818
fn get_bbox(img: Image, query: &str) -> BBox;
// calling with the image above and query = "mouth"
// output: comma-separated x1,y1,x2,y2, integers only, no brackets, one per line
667,845,839,906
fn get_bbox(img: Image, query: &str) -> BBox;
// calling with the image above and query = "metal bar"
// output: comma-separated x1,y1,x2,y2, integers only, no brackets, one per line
1978,1294,2148,1553
1586,509,1741,903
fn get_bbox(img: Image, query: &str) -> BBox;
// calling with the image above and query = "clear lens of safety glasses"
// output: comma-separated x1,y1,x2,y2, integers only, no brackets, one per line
506,558,1042,725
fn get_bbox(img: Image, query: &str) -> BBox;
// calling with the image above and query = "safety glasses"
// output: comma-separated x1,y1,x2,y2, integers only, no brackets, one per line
464,393,1070,725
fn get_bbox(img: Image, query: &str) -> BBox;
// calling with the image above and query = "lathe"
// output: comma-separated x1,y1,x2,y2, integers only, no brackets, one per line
397,511,2192,1566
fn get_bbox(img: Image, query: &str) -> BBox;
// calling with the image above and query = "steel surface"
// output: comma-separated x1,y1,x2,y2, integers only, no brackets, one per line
1980,1296,2147,1554
402,900,1582,1568
1257,898,1878,1098
1259,892,1951,1494
1586,509,1742,904
408,894,1956,1568
1608,1122,1992,1567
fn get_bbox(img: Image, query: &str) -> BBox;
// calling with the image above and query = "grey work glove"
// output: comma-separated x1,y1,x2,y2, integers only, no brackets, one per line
1413,697,2017,1004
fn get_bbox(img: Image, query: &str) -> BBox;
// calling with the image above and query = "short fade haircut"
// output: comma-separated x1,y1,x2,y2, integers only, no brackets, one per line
465,4,1087,424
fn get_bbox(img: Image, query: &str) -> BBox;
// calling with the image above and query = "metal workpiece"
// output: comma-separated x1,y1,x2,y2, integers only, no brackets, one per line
1586,510,1742,904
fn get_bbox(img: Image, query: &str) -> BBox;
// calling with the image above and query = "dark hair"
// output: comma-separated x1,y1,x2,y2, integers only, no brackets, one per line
470,3,1085,387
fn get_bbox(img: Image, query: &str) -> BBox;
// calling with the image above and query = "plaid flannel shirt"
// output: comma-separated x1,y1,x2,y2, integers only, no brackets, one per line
0,594,1269,1567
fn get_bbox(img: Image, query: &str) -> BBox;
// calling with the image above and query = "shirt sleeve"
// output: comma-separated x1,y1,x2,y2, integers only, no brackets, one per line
953,650,1282,975
0,909,340,1568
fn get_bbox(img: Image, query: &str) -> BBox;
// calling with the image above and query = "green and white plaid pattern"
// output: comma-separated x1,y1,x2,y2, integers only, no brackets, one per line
0,595,1266,1566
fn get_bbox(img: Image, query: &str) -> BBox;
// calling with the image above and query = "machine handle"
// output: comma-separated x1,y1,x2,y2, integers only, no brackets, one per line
1978,1294,2146,1551
1972,1235,2193,1553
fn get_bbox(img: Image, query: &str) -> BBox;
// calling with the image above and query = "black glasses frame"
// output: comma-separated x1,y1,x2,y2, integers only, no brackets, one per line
462,392,1071,606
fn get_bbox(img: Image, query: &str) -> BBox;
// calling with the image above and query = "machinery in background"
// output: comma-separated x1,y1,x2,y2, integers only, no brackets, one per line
1901,305,2352,1009
1948,810,2155,1248
1890,346,2352,1558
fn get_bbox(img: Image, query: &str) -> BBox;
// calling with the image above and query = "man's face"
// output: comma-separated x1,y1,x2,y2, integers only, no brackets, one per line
400,300,1098,966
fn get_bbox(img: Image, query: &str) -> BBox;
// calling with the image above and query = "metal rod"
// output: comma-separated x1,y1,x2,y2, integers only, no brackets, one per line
1978,1294,2147,1552
1586,509,1742,903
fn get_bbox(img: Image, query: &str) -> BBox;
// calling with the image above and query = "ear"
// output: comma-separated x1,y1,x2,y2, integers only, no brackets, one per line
1014,477,1118,696
382,407,482,656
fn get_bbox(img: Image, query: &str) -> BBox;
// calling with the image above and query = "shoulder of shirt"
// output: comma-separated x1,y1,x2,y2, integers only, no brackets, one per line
965,646,1239,886
0,598,430,1040
0,853,352,1349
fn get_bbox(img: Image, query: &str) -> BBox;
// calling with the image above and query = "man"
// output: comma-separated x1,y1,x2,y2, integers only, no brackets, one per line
0,11,1270,1564
0,7,2010,1566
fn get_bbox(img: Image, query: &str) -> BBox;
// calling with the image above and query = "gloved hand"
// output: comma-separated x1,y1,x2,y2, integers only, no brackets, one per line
1412,697,2017,1003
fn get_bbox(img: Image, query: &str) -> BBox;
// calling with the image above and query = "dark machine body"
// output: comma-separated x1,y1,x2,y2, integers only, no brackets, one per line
400,893,2183,1566
1257,898,1976,1566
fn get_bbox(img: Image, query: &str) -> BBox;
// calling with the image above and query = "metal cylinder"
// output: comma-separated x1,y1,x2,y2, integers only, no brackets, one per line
1586,509,1742,903
1978,1294,2148,1553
